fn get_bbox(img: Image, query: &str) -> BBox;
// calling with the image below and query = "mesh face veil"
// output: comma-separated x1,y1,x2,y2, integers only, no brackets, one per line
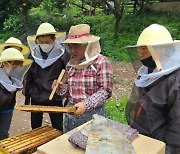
127,42,180,73
127,47,142,73
148,43,180,71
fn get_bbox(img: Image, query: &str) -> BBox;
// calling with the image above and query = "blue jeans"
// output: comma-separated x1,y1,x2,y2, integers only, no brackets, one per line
0,112,13,140
64,102,106,132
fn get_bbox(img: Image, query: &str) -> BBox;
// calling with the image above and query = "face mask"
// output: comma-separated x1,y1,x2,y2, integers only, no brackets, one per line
141,56,156,68
39,44,54,53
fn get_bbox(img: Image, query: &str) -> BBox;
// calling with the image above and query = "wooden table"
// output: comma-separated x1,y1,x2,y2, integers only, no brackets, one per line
37,122,166,154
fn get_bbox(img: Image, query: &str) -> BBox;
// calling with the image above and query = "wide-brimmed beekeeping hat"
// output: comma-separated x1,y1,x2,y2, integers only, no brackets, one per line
0,37,30,55
127,24,180,72
63,24,100,44
0,48,33,65
28,22,66,42
127,24,180,47
63,24,101,70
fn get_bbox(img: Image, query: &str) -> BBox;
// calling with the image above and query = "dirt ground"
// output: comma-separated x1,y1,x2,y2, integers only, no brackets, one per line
9,61,137,137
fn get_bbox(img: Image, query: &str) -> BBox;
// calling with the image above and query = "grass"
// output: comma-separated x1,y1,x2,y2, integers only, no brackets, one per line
105,94,129,124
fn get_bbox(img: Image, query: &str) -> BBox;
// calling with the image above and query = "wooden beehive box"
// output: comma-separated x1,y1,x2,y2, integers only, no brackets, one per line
0,125,62,154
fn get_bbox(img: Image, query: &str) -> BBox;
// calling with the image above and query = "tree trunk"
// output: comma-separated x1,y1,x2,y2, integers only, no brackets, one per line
114,4,124,39
103,0,124,39
114,16,121,39
140,0,145,11
66,0,70,17
21,2,31,32
133,0,139,13
82,0,84,12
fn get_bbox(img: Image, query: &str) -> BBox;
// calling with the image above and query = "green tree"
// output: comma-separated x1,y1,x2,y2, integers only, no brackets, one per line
69,0,102,16
0,0,11,28
0,0,42,29
103,0,125,39
39,0,66,12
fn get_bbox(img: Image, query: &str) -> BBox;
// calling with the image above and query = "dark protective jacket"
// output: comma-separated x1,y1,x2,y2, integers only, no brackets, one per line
0,84,16,112
126,67,180,149
25,50,70,103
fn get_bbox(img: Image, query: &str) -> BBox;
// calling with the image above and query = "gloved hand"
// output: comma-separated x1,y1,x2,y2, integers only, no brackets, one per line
25,95,31,105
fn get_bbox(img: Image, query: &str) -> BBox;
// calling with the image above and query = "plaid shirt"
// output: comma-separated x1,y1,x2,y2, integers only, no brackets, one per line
60,54,113,110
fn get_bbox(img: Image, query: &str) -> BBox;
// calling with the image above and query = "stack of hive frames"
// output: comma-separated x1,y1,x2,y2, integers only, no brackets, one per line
0,125,62,154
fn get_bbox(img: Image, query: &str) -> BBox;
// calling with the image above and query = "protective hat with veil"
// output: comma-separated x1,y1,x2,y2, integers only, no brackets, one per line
63,24,101,70
27,22,66,69
0,48,33,92
126,24,180,87
0,37,30,56
0,48,32,65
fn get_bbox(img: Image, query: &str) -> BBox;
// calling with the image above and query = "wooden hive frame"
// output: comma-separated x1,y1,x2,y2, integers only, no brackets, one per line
15,105,76,113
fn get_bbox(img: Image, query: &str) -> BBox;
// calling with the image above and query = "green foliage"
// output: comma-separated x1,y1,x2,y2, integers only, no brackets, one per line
29,7,41,16
117,12,180,61
105,95,129,124
39,0,59,13
2,15,23,40
64,1,82,17
0,5,179,62
29,0,66,18
26,15,45,32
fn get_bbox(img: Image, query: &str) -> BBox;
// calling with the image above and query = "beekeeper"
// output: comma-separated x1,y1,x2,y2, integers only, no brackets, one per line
0,48,32,140
25,22,70,132
52,24,113,132
126,24,180,154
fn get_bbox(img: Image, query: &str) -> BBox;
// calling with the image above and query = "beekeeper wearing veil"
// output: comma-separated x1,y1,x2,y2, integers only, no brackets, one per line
126,24,180,154
52,24,113,132
25,22,70,132
0,48,32,140
0,37,31,82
